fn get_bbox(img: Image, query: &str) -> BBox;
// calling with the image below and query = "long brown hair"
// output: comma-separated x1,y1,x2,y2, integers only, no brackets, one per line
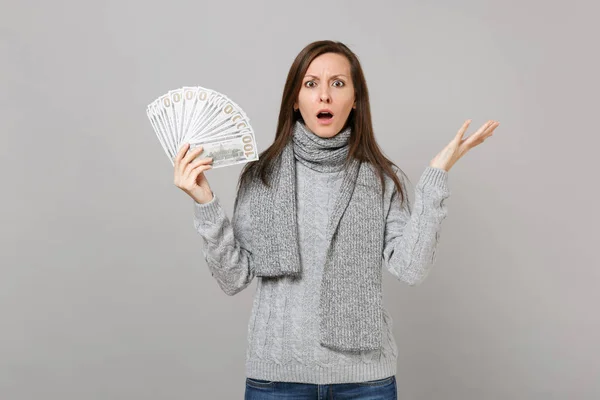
238,40,408,205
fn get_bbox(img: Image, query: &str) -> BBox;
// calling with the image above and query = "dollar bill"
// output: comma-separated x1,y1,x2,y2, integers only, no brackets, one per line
188,130,259,169
147,86,259,169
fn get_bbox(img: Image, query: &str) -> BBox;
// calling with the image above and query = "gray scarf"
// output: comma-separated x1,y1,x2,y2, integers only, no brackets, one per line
247,120,385,352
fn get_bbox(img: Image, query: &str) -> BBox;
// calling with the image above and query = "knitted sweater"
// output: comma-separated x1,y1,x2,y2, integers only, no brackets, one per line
192,161,450,384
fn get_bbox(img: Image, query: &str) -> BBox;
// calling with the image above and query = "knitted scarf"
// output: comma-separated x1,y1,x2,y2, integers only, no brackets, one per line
247,120,385,352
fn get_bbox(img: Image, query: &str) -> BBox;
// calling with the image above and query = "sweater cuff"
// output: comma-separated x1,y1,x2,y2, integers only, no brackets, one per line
418,166,449,193
193,193,222,224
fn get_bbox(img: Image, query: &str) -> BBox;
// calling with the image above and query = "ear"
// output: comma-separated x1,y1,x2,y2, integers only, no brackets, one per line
352,101,356,109
293,101,298,111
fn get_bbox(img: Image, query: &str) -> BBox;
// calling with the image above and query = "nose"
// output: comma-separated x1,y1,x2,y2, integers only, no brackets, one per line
319,87,331,103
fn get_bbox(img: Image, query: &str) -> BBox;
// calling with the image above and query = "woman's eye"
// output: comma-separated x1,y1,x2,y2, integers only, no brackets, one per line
305,81,316,88
333,80,345,87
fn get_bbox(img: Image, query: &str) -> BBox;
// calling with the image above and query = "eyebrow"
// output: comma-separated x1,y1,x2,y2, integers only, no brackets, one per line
304,74,349,80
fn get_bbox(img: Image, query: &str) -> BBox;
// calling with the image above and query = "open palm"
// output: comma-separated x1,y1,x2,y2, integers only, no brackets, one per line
430,119,500,172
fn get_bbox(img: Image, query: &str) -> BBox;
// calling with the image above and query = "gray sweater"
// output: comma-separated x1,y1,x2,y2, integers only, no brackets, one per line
192,161,450,384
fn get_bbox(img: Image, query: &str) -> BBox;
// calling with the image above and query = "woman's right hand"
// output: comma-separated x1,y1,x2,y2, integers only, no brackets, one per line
174,143,214,204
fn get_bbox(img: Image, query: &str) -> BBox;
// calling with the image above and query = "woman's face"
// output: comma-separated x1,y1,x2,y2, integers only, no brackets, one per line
294,52,356,138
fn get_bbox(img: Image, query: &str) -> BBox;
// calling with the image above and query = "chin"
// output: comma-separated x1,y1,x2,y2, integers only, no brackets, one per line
305,121,344,138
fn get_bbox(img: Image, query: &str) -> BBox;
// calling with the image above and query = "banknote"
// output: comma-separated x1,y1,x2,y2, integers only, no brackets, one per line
188,130,259,168
146,86,259,168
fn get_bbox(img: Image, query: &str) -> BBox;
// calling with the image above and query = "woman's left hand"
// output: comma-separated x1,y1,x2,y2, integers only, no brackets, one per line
429,119,500,172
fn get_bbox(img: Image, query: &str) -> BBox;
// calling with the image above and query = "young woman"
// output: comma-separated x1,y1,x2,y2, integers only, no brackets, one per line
174,40,499,399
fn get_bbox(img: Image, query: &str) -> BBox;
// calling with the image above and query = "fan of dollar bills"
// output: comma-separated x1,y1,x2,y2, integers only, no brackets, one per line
146,86,259,168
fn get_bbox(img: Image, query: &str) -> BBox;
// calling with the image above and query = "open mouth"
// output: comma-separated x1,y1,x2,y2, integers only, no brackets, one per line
317,111,334,120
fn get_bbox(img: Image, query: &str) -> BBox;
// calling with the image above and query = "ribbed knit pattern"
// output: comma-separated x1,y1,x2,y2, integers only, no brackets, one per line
192,131,451,383
319,160,385,351
292,120,351,171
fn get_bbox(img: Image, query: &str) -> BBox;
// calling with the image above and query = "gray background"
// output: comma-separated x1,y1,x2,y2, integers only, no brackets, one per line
1,0,598,399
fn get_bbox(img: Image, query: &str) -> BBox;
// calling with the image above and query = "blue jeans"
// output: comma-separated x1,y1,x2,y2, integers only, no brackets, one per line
245,375,397,399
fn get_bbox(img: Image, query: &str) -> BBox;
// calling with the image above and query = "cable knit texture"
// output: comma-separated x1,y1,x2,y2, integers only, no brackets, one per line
192,134,451,384
244,121,388,352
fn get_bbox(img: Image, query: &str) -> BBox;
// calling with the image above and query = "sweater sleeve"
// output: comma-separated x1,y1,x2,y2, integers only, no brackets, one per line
383,166,451,286
192,186,256,296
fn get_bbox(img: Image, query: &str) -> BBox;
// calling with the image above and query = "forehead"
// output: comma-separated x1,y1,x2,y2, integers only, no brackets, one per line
305,53,351,76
